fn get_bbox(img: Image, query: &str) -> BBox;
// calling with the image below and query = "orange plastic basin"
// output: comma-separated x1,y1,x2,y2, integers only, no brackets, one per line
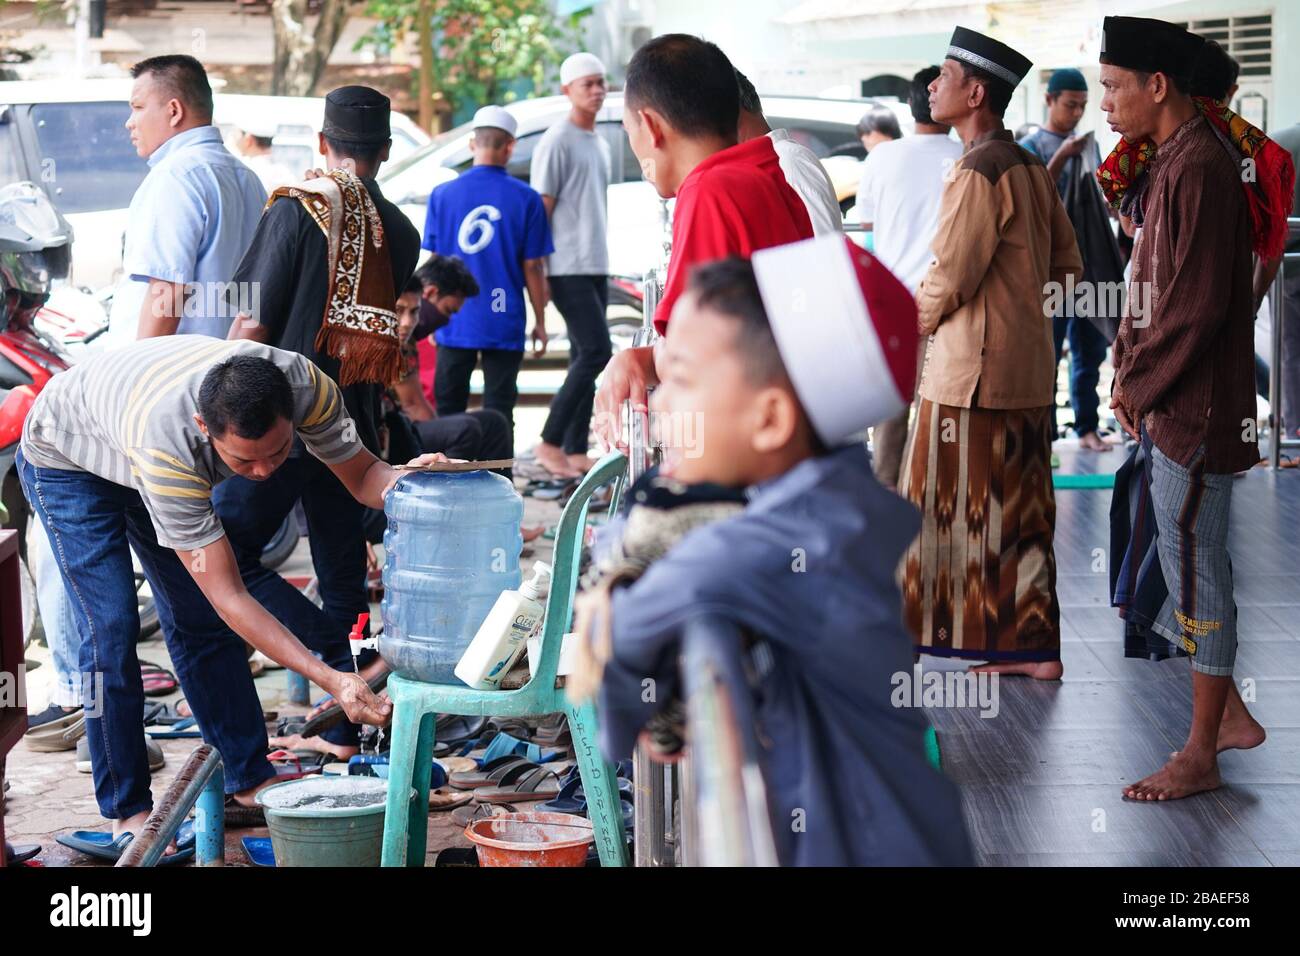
464,811,595,867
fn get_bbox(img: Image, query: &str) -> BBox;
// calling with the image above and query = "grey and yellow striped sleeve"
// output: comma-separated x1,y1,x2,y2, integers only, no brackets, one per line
127,447,224,552
294,358,364,465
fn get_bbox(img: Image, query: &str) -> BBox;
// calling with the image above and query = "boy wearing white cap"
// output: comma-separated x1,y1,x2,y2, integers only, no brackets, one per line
531,52,613,478
578,236,972,866
422,106,554,450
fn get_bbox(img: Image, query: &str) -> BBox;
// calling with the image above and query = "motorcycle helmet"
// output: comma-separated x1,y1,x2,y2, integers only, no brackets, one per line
0,181,74,302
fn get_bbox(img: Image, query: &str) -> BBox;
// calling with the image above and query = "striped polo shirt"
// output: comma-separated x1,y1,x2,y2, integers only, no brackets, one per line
21,336,360,550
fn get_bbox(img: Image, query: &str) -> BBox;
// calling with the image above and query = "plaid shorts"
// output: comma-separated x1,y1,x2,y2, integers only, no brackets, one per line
1147,439,1238,676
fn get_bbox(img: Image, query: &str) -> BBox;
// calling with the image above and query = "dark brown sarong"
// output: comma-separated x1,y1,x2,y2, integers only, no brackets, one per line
899,399,1060,661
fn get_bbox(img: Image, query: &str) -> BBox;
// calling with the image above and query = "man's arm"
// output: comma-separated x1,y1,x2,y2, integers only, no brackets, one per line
524,257,550,356
1049,189,1084,290
394,375,436,422
914,165,1005,334
541,195,557,218
226,201,297,343
324,445,449,509
179,536,391,725
137,279,187,338
593,344,659,452
1044,134,1087,182
1253,252,1283,315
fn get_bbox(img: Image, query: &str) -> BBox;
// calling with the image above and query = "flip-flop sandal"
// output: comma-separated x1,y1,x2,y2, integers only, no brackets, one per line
478,730,565,766
223,795,266,827
429,788,475,811
449,755,532,790
143,701,192,727
437,756,478,775
241,836,276,867
146,717,201,739
140,662,179,697
473,765,563,804
274,715,308,737
5,843,41,865
24,713,86,752
266,749,325,780
56,820,195,865
346,754,448,789
450,801,513,828
435,846,480,866
431,714,491,756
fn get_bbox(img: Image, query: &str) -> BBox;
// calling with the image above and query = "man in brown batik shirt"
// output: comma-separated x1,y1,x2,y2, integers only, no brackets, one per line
1101,15,1264,803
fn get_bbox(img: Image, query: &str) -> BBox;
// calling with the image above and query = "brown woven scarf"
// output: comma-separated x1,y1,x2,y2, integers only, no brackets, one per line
267,169,403,386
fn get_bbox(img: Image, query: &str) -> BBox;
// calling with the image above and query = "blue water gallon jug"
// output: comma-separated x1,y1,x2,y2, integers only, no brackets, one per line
380,469,524,683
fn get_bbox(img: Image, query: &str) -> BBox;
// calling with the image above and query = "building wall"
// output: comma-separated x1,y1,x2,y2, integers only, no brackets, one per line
653,0,1297,137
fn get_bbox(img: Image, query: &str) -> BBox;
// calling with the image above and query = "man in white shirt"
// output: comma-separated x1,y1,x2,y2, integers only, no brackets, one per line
236,120,297,193
857,66,963,487
530,52,613,477
736,70,842,236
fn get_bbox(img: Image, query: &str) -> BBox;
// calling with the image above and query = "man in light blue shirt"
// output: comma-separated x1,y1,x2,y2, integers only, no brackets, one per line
108,54,266,343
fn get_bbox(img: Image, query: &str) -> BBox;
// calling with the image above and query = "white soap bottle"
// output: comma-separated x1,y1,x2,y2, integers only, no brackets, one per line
455,562,552,690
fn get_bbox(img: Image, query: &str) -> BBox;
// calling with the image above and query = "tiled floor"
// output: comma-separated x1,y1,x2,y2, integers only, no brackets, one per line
930,442,1300,866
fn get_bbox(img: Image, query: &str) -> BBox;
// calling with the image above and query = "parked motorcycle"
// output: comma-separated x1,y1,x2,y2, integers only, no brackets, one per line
0,183,164,647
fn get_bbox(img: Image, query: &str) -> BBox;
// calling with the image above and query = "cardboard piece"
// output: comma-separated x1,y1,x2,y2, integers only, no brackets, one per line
396,458,515,473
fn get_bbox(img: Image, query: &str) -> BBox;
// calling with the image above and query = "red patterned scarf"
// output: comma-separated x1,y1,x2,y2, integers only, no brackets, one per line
267,169,403,386
1096,96,1296,259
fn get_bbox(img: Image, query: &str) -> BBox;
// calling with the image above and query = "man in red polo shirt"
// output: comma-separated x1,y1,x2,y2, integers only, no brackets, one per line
593,34,813,449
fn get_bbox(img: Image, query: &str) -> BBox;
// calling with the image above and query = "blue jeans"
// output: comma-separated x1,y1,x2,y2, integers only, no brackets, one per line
1052,314,1109,437
17,448,275,819
211,452,369,746
30,517,84,707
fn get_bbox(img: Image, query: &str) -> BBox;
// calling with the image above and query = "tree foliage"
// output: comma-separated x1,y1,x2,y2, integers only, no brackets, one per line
359,0,589,119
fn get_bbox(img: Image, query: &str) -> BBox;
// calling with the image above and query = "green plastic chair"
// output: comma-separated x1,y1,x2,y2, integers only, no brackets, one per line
379,452,631,867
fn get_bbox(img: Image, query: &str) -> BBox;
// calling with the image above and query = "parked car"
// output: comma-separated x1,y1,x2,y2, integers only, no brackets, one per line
378,92,900,283
0,80,431,293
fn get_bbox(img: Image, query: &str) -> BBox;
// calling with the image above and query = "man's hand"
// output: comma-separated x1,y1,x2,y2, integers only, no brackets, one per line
1110,383,1140,441
378,452,454,500
593,345,658,452
1059,134,1089,158
329,672,393,726
531,323,549,357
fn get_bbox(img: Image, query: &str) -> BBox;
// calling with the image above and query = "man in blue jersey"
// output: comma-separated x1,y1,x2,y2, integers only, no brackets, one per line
422,106,554,450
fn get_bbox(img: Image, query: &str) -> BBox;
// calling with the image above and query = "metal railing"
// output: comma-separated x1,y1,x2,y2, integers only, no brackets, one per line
116,745,225,867
678,615,779,867
621,278,778,862
1267,217,1300,470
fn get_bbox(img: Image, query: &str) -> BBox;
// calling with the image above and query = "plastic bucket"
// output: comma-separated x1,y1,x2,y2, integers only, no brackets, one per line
255,776,410,867
464,811,595,867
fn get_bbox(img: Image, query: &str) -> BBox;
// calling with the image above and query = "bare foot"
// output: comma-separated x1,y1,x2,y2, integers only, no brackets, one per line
1124,752,1221,801
268,732,358,761
970,660,1064,680
565,452,596,473
1217,708,1267,753
535,442,581,478
112,810,182,856
1175,715,1267,755
1078,431,1113,452
522,524,545,543
230,775,281,809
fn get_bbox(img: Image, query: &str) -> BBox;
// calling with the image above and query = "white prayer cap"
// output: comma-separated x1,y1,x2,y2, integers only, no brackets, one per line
471,105,517,138
560,52,606,87
751,235,919,446
240,119,279,139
